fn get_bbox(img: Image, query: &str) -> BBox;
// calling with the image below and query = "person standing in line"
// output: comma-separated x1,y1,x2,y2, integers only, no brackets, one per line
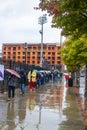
28,69,33,91
20,71,26,96
32,70,37,89
68,76,73,87
65,74,69,82
7,74,17,101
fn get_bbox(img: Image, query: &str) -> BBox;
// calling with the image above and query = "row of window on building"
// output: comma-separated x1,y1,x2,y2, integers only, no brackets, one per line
2,43,62,65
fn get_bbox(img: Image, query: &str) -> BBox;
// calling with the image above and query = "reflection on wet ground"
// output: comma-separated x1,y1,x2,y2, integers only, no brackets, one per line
74,77,87,129
0,78,85,130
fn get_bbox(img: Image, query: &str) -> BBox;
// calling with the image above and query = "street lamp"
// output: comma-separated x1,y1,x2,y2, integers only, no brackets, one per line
24,42,28,64
38,14,47,67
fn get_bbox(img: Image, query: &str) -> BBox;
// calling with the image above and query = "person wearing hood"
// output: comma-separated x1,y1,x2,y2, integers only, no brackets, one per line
7,74,17,101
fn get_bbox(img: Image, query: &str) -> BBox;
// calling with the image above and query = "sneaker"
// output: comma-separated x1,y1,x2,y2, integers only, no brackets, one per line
22,94,25,96
20,92,22,95
7,98,11,101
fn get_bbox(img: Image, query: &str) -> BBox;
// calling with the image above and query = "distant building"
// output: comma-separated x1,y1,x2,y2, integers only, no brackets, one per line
2,43,62,69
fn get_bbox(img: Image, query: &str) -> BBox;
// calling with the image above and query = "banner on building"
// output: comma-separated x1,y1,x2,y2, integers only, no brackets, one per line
0,64,4,80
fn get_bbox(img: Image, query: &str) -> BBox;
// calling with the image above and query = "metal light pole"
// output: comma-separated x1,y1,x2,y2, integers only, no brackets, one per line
38,14,47,67
24,42,28,64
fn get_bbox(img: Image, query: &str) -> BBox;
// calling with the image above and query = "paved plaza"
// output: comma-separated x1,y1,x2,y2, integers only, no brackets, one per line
0,77,85,130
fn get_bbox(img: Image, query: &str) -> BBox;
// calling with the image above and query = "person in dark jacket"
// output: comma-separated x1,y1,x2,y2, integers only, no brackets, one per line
8,74,17,101
20,71,26,96
68,76,73,87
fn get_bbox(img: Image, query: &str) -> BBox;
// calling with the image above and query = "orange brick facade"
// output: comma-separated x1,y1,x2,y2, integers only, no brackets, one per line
2,43,61,67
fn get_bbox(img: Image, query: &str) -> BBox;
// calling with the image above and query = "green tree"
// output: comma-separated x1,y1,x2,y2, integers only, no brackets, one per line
60,34,87,71
39,0,87,36
38,0,87,90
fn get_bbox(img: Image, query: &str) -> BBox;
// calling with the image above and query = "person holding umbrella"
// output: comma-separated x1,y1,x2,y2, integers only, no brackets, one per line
7,74,17,101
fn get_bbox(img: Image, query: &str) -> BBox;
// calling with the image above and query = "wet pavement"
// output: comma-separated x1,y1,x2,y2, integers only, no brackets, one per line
0,77,85,130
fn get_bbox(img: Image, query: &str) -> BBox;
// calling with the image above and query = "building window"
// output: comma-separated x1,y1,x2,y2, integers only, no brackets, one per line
8,52,10,55
52,52,55,55
48,52,51,55
28,52,30,55
4,47,6,50
18,56,20,59
32,52,35,54
18,52,20,55
43,47,46,49
38,61,39,64
43,52,45,55
13,56,16,59
8,47,11,50
27,56,30,59
13,47,16,50
48,47,51,50
57,57,61,60
13,52,16,55
48,57,50,59
57,61,61,64
32,56,35,59
38,47,41,50
23,52,25,55
52,47,54,49
33,47,36,50
52,61,54,64
27,61,30,64
23,56,25,59
37,56,40,60
38,52,40,55
52,57,55,60
8,56,10,59
4,52,6,54
32,61,35,64
28,47,32,49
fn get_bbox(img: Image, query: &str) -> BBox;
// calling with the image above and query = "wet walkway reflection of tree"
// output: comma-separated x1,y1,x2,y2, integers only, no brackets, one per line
0,76,85,130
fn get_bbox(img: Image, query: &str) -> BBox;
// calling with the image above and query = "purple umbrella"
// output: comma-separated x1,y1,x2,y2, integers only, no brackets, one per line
0,71,3,78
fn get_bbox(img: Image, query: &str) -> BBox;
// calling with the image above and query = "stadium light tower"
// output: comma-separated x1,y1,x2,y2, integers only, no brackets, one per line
38,14,47,67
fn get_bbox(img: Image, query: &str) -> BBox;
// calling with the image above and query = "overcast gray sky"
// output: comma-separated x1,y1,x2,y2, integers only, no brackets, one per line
0,0,65,51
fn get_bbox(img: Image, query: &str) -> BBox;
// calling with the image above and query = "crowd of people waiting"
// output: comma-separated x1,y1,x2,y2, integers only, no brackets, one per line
7,69,62,101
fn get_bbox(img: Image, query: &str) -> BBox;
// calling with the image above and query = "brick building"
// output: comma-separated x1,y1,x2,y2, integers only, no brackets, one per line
2,43,62,69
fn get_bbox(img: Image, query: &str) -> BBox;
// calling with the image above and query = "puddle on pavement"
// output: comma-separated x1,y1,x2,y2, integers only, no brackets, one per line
0,81,85,130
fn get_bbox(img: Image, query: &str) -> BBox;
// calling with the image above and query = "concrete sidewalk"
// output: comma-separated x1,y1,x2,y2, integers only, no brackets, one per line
0,79,85,130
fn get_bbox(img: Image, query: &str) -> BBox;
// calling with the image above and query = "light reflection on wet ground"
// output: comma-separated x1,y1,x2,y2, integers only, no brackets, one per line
0,78,85,130
74,77,87,128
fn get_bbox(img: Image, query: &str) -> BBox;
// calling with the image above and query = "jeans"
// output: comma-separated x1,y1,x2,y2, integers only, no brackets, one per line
20,84,25,94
